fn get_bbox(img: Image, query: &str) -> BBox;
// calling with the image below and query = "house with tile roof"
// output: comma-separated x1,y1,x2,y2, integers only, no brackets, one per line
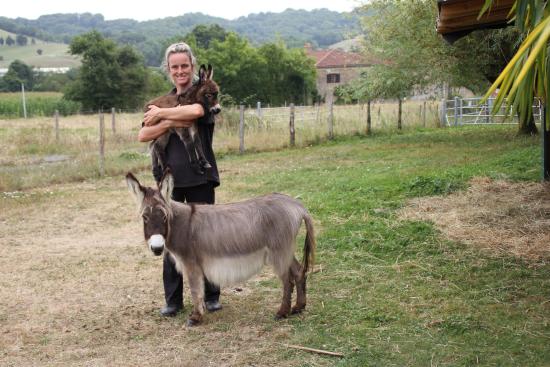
304,43,377,102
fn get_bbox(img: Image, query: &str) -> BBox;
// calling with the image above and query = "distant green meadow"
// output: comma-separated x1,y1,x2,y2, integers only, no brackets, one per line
0,92,81,117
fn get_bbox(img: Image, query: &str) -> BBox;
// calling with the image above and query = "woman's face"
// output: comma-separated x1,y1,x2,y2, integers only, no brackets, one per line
168,52,193,90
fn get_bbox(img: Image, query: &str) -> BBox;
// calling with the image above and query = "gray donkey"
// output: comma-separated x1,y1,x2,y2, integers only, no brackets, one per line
126,170,316,326
144,64,221,175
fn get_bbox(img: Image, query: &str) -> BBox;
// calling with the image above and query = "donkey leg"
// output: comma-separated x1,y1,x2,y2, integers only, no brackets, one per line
177,128,204,175
290,257,307,314
275,270,294,320
191,129,212,169
184,265,206,327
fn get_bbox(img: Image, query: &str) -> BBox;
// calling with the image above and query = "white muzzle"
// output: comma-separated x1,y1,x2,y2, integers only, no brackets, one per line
148,234,165,255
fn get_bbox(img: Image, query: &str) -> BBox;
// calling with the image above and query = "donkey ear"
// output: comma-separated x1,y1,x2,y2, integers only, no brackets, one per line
159,169,174,202
207,64,213,80
126,172,145,209
199,64,207,82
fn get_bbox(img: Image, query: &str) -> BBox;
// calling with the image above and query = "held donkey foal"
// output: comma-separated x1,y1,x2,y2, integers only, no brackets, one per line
126,171,316,326
144,64,221,175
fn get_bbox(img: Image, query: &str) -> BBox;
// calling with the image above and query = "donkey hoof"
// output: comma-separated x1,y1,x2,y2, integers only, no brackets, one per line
186,318,201,327
291,306,305,315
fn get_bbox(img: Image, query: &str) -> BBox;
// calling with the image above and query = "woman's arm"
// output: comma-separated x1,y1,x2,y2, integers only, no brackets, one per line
138,119,194,142
143,103,205,126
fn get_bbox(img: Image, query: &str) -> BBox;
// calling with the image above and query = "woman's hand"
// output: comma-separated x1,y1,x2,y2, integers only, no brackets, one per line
143,105,162,126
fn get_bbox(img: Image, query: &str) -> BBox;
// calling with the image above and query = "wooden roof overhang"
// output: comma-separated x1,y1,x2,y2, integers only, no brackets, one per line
437,0,515,42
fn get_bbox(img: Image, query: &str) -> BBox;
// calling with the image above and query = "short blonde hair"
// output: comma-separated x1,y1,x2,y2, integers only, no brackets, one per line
161,42,196,74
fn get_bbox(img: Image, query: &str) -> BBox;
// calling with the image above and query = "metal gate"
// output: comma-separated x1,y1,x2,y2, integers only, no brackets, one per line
441,97,543,126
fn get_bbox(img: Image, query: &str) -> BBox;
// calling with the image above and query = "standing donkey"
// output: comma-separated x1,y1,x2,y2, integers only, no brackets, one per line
144,64,221,175
126,170,316,326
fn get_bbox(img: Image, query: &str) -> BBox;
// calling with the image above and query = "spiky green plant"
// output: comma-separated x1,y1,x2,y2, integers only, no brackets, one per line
481,0,549,134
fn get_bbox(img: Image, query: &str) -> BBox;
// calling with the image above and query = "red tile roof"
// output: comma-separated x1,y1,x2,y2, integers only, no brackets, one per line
305,46,379,68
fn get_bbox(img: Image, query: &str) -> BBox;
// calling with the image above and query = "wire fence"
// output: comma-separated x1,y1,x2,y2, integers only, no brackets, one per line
0,100,441,191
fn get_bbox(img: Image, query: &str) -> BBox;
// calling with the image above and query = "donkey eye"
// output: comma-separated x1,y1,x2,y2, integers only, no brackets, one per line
163,214,167,222
205,93,212,98
142,215,149,223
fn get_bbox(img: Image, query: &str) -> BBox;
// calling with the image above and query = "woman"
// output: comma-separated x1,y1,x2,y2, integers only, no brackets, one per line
138,42,222,317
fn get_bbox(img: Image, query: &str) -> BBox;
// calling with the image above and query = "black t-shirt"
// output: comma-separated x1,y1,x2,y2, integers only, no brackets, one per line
150,87,220,188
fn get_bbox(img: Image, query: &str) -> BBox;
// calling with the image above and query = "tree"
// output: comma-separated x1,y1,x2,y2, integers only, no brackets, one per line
2,60,34,91
198,32,266,104
0,37,4,45
190,24,228,49
359,0,520,97
257,41,317,105
15,34,28,46
36,49,43,55
64,31,148,111
5,35,14,46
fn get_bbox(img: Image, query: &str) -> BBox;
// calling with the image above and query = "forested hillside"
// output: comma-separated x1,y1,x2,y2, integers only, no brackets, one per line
0,9,359,65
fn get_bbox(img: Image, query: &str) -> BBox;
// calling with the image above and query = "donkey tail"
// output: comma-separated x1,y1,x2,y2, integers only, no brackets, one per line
302,212,316,277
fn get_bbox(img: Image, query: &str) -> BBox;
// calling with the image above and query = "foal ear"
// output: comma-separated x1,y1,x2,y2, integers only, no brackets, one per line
126,172,145,209
159,169,174,202
206,64,213,80
198,64,207,83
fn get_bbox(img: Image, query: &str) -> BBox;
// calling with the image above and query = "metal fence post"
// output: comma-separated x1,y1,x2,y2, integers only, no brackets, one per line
256,101,262,129
440,98,447,127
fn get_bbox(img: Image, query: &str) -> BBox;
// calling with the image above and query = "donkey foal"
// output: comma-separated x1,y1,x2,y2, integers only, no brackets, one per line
144,64,221,175
126,171,316,326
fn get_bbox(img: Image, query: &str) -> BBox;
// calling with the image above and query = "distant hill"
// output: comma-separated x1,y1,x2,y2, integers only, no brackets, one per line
0,9,360,66
0,29,79,69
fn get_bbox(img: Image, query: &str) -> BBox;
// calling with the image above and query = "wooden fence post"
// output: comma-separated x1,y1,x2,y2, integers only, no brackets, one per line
289,103,295,147
111,107,116,134
99,111,105,176
423,101,427,127
397,98,402,130
54,110,59,141
366,101,371,135
328,96,334,140
239,105,245,154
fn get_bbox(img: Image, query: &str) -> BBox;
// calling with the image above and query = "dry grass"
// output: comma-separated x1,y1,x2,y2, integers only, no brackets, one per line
0,176,330,367
399,177,550,262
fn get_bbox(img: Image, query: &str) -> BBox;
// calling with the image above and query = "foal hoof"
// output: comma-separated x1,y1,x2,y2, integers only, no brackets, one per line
186,318,201,327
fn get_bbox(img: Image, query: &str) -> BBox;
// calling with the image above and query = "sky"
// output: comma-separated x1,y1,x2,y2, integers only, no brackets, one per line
4,0,361,21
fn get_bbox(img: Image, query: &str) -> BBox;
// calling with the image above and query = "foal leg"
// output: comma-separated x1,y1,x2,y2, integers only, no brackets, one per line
275,269,294,320
184,266,206,327
290,257,307,314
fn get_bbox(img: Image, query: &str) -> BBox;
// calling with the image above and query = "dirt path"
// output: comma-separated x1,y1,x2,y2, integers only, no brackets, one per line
0,176,322,366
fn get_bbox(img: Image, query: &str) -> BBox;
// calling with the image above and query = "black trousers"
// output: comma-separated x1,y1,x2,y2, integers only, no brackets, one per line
163,182,220,307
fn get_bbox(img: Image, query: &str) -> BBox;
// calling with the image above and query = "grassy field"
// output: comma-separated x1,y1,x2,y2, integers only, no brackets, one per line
0,101,441,191
0,125,548,366
0,29,80,69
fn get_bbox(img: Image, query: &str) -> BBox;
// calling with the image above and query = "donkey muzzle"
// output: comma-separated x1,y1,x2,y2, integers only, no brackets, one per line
210,104,221,115
148,234,165,256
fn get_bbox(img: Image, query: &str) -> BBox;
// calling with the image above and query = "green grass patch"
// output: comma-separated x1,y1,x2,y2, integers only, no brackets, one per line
215,125,549,366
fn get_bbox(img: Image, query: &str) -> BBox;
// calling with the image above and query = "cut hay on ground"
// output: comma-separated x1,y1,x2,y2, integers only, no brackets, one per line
399,177,550,262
